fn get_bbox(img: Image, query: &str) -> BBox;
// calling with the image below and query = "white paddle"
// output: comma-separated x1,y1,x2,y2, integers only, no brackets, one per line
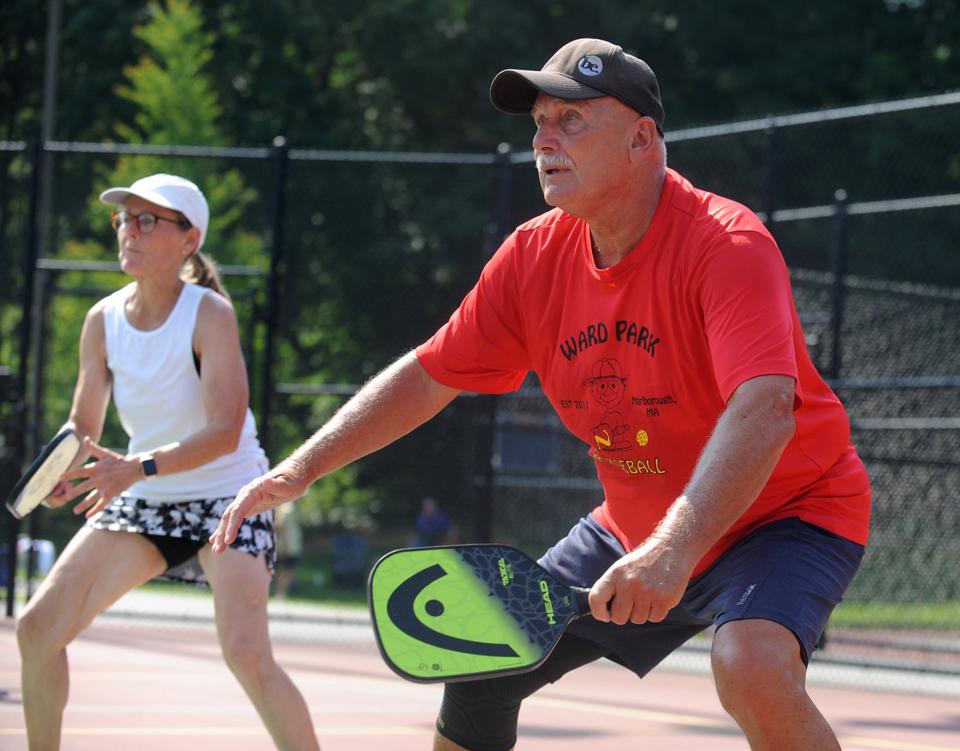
6,428,82,519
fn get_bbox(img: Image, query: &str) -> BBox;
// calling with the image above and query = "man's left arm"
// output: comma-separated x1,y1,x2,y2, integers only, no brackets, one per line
589,373,796,625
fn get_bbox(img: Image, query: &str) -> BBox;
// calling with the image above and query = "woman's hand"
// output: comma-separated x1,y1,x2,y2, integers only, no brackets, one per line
61,437,143,518
42,480,72,509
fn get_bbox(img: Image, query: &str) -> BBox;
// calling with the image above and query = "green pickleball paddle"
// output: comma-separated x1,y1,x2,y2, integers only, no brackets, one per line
368,544,591,683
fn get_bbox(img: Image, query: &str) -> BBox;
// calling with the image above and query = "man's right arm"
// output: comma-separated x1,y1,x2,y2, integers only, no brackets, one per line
210,350,460,551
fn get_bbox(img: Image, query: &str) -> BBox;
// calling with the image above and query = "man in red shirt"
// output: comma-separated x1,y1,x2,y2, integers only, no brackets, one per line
213,38,870,751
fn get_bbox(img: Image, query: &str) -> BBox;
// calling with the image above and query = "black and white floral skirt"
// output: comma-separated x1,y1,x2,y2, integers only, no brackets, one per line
87,495,275,585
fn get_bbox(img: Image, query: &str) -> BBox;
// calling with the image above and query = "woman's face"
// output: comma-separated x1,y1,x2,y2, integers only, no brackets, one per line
115,195,195,278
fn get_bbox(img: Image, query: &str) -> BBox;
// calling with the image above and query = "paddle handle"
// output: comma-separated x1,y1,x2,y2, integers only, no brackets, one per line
571,586,592,618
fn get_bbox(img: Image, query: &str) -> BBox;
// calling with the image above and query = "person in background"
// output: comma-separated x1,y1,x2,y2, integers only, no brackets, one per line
413,496,452,547
15,174,321,751
212,38,870,751
274,501,304,597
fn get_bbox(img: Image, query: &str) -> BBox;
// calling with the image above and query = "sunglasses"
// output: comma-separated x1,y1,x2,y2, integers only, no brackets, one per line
111,210,191,234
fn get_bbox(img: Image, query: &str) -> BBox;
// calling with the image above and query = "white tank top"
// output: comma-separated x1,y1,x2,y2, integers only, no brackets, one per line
102,282,268,502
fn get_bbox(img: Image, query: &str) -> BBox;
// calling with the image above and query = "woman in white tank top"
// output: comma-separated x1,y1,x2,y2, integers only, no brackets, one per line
15,174,321,751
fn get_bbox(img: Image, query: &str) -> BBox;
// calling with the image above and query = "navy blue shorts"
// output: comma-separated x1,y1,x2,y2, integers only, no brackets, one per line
435,515,865,751
539,515,865,671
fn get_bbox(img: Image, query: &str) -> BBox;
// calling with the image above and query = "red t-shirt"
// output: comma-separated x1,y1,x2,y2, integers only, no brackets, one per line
417,169,870,576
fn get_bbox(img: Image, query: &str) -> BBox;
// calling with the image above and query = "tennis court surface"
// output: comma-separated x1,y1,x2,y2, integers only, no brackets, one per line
2,590,959,750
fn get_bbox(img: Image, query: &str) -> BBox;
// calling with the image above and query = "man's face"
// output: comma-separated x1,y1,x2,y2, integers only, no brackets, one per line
530,93,638,217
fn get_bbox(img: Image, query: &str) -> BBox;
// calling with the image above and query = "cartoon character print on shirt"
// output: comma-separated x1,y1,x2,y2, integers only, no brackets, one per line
583,358,633,451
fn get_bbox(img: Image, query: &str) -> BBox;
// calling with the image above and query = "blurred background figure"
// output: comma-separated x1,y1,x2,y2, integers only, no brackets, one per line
273,502,303,598
412,496,452,547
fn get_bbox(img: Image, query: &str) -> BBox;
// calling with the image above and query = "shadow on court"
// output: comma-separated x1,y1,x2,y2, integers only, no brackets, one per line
2,613,959,750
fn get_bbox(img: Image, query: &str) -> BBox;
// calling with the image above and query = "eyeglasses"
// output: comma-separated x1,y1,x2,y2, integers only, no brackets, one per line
111,210,191,234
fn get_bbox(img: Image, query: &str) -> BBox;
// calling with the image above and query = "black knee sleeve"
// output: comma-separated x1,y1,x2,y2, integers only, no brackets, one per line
435,633,612,750
436,672,536,751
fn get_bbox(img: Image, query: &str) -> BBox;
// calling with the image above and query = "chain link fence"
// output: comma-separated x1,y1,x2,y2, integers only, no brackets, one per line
2,91,958,686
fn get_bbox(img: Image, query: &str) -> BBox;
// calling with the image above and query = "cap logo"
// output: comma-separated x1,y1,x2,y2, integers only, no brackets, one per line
577,55,603,77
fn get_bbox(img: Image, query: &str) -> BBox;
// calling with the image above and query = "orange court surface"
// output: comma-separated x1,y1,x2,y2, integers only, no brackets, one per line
2,605,959,750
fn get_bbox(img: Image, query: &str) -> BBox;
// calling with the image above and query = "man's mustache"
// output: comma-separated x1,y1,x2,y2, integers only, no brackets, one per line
536,155,574,171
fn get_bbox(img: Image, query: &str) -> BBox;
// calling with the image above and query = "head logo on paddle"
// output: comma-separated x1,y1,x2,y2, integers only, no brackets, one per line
368,544,590,683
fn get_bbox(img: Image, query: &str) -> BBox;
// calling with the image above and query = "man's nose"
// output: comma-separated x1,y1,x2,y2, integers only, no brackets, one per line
532,123,559,153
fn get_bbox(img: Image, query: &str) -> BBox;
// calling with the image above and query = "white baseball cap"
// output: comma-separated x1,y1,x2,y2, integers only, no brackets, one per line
100,173,209,249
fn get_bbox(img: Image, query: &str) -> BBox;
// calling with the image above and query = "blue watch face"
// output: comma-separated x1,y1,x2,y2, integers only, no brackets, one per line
142,458,157,476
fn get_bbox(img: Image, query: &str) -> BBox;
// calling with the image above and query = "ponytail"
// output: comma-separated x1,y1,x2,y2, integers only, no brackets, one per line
181,251,230,301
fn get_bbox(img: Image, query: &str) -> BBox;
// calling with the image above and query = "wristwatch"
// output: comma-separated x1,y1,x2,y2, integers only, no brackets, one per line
140,456,158,478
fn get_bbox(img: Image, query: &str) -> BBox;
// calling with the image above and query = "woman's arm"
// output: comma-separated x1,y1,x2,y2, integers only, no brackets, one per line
45,304,112,509
142,291,251,473
64,292,252,515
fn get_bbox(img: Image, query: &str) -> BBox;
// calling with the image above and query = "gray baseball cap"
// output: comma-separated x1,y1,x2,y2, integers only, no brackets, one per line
490,38,665,132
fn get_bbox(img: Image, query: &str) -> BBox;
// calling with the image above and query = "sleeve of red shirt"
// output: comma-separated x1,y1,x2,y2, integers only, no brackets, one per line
696,230,802,405
416,233,530,393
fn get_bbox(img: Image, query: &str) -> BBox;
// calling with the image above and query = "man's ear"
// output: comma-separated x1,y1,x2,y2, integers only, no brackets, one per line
628,117,658,155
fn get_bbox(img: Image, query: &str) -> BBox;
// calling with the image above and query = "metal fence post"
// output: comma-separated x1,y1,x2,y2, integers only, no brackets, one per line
828,189,849,380
23,270,53,602
473,143,514,543
258,136,288,459
4,139,42,616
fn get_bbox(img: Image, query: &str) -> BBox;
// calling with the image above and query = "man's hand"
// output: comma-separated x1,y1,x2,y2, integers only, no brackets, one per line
588,537,694,625
209,462,310,553
60,437,141,518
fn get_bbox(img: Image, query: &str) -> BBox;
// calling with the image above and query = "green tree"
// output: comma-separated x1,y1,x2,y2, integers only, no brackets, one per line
102,0,259,264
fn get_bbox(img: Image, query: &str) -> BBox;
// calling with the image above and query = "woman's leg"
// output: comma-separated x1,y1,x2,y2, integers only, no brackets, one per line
199,545,321,751
16,527,166,751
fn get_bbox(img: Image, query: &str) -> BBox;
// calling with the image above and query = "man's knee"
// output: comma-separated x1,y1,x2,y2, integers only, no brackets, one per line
712,620,807,715
436,672,542,751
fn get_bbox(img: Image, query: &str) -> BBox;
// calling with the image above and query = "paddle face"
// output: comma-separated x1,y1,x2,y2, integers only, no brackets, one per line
6,428,81,519
368,544,589,683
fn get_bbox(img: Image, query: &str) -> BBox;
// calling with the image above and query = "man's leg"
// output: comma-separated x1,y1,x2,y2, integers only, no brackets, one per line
712,618,838,751
432,633,611,751
434,733,468,750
